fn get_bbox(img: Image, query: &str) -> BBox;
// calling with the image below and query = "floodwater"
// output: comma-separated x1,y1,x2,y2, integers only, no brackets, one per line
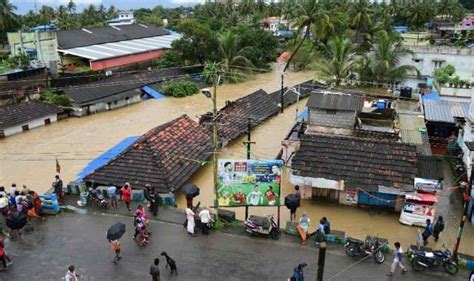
1,67,473,255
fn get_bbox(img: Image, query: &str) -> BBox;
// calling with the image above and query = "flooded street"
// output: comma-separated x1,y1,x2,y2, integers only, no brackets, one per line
1,68,472,255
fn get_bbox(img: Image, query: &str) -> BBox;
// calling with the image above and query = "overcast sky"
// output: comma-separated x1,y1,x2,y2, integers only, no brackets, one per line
11,0,204,14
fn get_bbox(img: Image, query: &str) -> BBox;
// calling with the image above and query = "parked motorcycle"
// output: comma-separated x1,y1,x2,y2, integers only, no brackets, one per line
410,245,458,275
244,215,280,240
88,188,108,209
345,237,385,264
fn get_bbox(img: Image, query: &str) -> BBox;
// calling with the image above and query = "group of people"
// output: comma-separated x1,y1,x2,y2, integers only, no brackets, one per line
421,216,445,246
185,201,213,237
296,212,330,245
133,205,150,246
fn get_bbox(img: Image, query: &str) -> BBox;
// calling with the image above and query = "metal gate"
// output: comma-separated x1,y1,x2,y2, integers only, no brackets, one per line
358,192,397,208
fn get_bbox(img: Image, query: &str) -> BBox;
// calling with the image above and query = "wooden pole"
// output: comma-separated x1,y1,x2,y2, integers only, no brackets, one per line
453,168,473,258
317,242,327,281
212,69,218,211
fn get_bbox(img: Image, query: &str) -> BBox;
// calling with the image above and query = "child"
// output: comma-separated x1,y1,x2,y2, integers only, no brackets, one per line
109,239,121,264
387,242,407,276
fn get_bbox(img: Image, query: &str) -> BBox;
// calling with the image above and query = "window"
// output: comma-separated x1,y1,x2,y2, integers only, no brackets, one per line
433,60,444,69
44,118,51,125
22,124,29,131
326,109,337,114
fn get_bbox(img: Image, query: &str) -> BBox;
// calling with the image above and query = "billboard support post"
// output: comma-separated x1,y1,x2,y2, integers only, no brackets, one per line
243,117,255,220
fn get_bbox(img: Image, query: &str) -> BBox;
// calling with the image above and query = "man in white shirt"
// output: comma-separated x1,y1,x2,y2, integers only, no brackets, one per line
247,186,263,206
199,207,212,235
107,184,118,209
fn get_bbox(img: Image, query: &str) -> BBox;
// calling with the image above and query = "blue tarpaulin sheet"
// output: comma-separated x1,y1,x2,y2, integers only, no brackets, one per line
422,91,440,101
143,86,165,100
76,136,139,182
298,108,308,119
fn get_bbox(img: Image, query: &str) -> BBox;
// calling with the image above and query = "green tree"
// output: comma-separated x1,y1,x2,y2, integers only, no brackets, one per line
357,31,417,84
172,20,219,65
156,50,183,69
349,0,373,40
39,5,56,23
315,36,355,86
231,25,278,69
0,0,17,30
67,0,76,14
215,30,253,83
284,0,319,72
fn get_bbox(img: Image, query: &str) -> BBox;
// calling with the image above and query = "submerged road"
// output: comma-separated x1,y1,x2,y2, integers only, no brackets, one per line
0,212,468,281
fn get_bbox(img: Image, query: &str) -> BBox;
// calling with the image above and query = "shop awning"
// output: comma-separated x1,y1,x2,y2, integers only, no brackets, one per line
405,193,438,202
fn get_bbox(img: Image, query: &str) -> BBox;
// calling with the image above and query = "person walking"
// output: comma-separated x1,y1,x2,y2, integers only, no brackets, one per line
199,207,211,235
121,183,132,212
109,239,121,264
149,258,161,281
107,184,118,210
422,219,433,246
290,262,307,281
322,217,330,234
386,242,407,276
433,216,445,242
297,212,310,245
53,175,64,204
185,207,196,237
65,265,81,281
315,219,326,243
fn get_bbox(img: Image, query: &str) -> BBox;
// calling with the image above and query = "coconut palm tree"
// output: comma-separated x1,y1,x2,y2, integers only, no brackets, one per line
283,0,319,72
66,0,76,14
315,36,356,86
216,30,253,83
0,0,17,30
239,0,256,17
357,31,418,84
39,5,56,23
349,0,373,39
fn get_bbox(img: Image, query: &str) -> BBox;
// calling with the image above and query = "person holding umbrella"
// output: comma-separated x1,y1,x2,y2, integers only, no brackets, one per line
6,211,27,239
107,223,126,264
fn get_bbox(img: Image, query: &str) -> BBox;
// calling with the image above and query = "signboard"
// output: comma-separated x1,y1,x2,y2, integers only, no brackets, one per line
217,159,282,207
414,178,442,192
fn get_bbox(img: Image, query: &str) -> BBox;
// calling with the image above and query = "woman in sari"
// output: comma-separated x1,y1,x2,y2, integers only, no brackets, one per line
297,212,311,245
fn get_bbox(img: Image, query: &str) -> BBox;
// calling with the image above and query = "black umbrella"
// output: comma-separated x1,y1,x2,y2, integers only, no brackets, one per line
107,223,126,241
285,193,300,209
6,211,28,230
181,183,200,198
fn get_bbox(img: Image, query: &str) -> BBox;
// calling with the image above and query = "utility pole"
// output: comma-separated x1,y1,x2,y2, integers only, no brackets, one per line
243,117,255,220
317,242,327,281
212,68,219,210
280,74,284,113
453,168,473,258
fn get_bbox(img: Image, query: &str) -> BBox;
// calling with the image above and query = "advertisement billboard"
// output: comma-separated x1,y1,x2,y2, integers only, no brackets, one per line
217,159,283,207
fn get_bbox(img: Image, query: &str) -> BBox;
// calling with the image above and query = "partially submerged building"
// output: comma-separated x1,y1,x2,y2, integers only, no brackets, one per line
84,115,212,192
291,133,417,209
0,101,63,137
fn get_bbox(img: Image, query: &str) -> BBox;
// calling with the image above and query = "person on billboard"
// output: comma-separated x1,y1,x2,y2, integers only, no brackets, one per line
271,165,281,184
218,191,231,206
265,186,277,205
247,186,263,206
219,162,234,186
232,187,246,205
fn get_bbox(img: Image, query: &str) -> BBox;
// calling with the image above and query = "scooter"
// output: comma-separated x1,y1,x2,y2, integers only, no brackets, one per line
88,188,108,209
410,245,458,275
244,215,280,240
345,236,385,264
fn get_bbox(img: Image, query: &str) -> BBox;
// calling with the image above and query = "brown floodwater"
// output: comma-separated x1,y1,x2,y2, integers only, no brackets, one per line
1,67,472,255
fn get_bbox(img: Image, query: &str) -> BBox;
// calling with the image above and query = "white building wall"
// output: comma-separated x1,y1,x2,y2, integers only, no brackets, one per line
400,46,474,81
3,114,58,137
73,94,142,117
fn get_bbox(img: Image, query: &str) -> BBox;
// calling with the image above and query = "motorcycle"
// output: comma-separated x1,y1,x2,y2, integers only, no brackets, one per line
244,215,280,240
345,236,385,264
88,188,108,209
410,245,458,275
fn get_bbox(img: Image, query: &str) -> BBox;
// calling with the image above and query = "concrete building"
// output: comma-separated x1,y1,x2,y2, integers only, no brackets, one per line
107,11,136,26
0,101,63,138
306,91,365,133
7,31,60,69
8,24,181,72
400,46,474,81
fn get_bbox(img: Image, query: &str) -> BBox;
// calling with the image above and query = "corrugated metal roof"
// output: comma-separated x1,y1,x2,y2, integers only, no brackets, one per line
306,91,364,111
423,99,470,123
57,24,170,49
59,33,181,61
